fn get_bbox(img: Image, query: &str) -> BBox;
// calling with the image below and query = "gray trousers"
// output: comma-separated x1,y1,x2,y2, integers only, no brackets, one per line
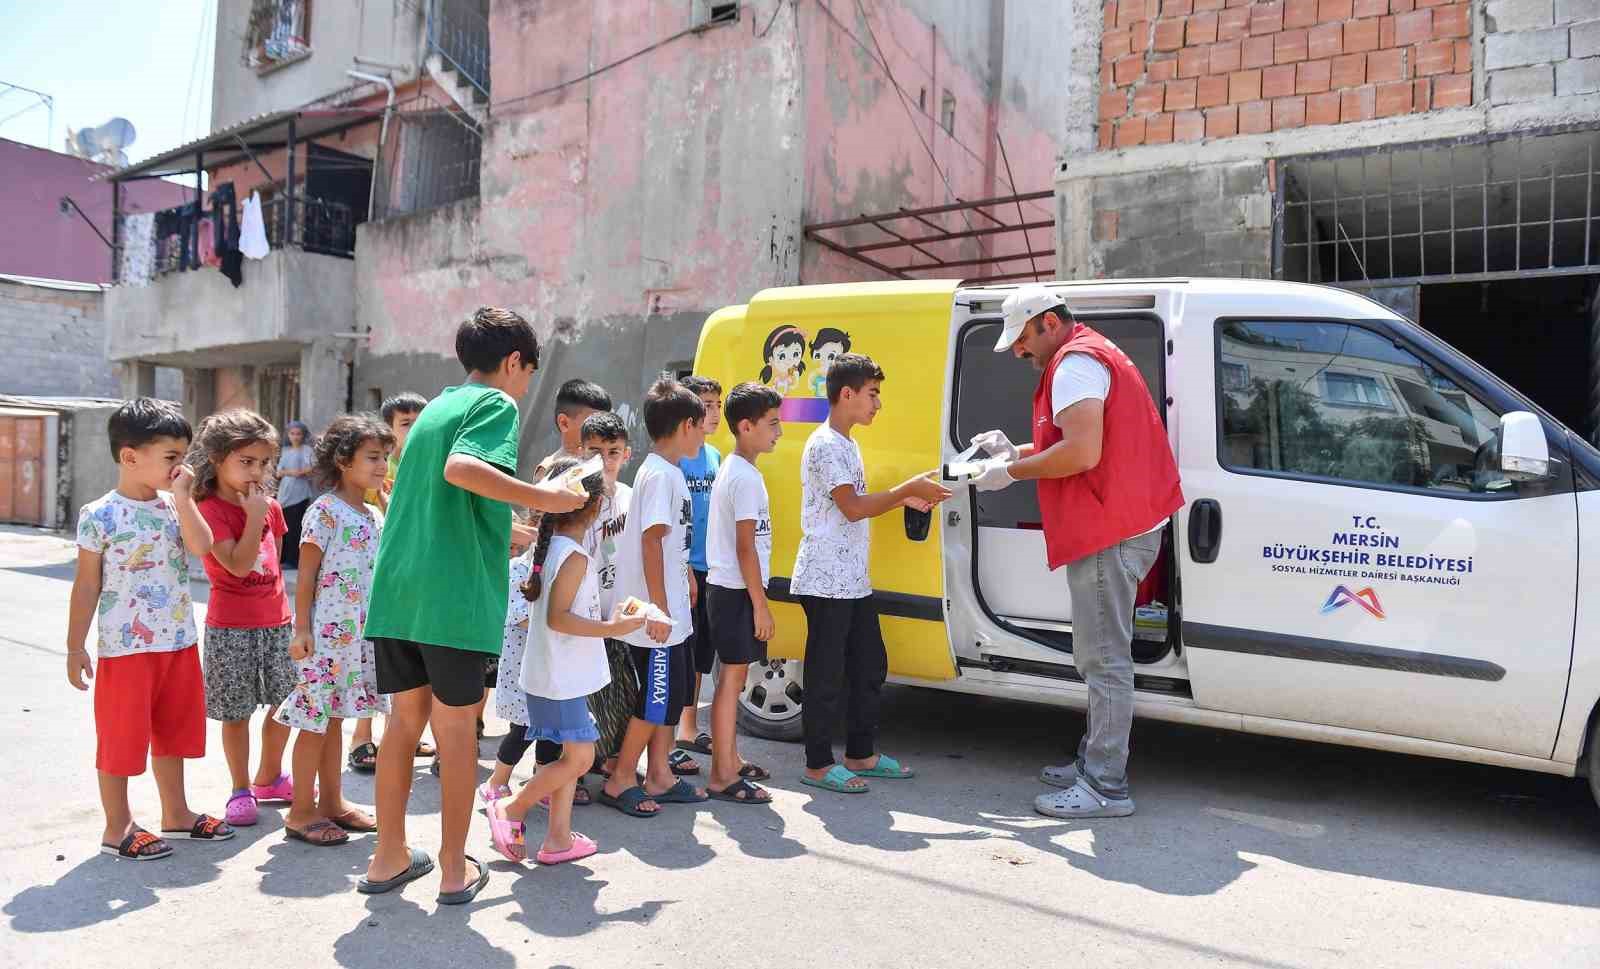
1064,530,1163,800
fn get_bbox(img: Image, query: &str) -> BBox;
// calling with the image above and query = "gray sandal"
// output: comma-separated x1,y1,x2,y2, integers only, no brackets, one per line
436,855,489,906
1034,780,1135,819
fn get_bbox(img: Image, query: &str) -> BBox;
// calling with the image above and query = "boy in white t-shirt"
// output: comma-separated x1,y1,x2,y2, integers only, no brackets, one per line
702,382,786,804
579,411,640,773
791,354,950,795
598,378,708,817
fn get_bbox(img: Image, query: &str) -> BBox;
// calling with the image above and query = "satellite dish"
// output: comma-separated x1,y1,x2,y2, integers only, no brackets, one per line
66,117,136,164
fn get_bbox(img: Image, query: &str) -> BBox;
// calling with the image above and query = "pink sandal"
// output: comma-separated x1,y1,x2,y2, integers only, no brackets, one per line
478,782,512,803
250,775,294,804
486,800,526,863
225,790,258,827
536,832,598,866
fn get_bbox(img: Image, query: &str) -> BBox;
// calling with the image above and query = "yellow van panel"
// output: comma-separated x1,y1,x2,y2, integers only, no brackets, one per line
694,281,959,681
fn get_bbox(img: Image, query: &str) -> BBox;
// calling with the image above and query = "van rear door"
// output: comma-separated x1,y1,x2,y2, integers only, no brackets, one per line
1175,302,1577,757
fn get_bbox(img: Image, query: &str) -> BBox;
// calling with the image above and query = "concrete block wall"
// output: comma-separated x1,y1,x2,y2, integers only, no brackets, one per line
1484,0,1600,100
0,279,177,400
1097,0,1474,147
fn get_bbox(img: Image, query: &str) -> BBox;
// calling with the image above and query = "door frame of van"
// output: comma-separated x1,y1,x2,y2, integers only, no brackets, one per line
948,310,1182,670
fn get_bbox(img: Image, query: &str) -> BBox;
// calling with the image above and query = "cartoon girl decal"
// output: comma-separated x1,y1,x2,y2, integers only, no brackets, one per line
760,324,808,396
808,327,852,397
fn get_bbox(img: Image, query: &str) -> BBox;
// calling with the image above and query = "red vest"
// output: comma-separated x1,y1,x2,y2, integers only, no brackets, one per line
1033,324,1184,569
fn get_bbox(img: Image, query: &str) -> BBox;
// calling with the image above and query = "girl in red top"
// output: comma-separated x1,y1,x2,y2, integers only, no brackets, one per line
190,410,298,828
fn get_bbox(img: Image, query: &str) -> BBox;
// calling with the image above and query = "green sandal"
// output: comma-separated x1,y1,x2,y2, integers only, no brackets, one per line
800,764,868,794
849,754,914,779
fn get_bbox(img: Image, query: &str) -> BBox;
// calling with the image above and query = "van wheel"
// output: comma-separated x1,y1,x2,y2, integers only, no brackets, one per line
728,658,805,743
1589,708,1600,813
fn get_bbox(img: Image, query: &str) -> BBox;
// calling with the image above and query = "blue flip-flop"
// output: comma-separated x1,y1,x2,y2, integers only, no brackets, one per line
650,779,708,803
800,764,869,794
597,785,661,818
849,754,915,779
356,847,434,894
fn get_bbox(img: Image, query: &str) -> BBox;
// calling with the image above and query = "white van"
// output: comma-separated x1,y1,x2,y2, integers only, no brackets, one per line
694,278,1600,810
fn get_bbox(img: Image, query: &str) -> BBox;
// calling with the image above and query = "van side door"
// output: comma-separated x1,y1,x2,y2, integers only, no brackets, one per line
1177,315,1577,758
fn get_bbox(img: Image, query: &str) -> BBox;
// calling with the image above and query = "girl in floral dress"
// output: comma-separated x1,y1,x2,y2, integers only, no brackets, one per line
276,415,396,846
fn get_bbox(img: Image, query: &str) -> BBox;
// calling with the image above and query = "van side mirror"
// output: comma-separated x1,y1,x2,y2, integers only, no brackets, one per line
1499,411,1551,480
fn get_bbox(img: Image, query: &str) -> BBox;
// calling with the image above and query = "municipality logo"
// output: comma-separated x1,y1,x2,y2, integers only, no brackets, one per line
1321,585,1385,620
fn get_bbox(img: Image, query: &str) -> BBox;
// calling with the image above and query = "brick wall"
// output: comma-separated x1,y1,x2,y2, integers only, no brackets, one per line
1484,0,1600,101
1098,0,1475,147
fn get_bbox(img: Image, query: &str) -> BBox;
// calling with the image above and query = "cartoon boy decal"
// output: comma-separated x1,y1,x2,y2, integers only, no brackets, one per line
760,324,808,396
808,327,852,397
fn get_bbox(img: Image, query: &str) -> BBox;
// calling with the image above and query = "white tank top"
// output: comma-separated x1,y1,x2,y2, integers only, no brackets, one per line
518,535,610,701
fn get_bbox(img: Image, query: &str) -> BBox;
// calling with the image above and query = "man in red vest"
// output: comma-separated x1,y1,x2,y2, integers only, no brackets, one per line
972,286,1183,819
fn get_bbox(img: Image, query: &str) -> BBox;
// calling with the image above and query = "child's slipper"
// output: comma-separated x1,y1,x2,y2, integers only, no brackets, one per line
737,762,771,782
667,749,701,776
649,779,708,804
708,778,772,804
477,781,512,804
536,785,593,810
160,814,235,841
348,742,378,774
536,832,598,866
848,754,915,779
596,786,661,818
284,819,349,846
250,774,294,804
486,801,525,863
330,808,377,832
675,733,713,755
800,764,869,794
414,740,436,758
225,790,259,826
356,848,433,894
100,828,171,861
437,855,490,906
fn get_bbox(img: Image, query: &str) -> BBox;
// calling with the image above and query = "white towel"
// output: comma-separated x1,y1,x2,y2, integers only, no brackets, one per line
239,192,270,260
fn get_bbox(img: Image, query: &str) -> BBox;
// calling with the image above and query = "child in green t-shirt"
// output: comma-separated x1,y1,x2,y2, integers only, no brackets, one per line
357,306,587,907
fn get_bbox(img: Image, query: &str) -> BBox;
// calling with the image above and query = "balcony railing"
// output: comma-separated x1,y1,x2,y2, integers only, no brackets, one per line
146,195,355,277
427,0,490,98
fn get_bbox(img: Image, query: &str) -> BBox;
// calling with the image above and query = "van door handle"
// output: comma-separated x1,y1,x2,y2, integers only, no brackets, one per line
1188,499,1221,564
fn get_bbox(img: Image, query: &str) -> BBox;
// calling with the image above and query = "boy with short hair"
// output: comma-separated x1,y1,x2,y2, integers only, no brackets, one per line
579,411,639,767
360,306,586,904
352,391,433,772
68,398,235,860
703,382,785,803
598,377,708,817
793,354,950,794
675,375,722,762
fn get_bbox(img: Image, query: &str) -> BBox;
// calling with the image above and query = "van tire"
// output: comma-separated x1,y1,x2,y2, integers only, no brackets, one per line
725,658,805,743
1588,704,1600,813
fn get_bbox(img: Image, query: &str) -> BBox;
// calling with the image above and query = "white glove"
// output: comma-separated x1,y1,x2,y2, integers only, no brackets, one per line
972,459,1016,493
971,429,1019,463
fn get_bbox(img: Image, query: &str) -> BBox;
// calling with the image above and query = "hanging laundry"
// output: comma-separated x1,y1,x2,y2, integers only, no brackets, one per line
209,183,244,287
239,191,270,260
118,212,156,287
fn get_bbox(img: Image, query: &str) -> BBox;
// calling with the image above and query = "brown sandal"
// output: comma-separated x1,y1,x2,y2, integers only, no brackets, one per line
285,819,350,846
330,808,377,832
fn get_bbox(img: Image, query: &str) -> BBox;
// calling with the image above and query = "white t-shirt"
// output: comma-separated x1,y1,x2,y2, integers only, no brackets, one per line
612,453,692,647
791,425,871,599
520,536,610,700
706,453,772,590
1050,354,1111,417
76,491,198,658
583,482,632,615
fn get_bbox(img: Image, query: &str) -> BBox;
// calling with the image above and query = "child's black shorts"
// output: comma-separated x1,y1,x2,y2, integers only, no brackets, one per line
373,638,486,708
706,583,769,666
628,642,694,726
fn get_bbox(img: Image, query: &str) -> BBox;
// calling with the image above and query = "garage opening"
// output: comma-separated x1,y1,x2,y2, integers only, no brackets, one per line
1276,128,1600,442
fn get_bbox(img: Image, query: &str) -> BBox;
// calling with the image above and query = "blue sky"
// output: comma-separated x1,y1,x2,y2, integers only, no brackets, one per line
0,0,215,163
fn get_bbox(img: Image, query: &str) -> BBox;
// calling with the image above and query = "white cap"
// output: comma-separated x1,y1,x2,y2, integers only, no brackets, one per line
995,286,1065,352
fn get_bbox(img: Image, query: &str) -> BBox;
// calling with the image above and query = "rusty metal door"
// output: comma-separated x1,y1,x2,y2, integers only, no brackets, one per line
0,416,47,526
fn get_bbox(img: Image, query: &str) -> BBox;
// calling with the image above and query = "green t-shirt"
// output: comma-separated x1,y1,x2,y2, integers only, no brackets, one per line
364,383,520,655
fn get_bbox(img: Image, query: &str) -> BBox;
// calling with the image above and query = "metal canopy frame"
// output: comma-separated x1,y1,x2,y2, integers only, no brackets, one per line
804,189,1056,285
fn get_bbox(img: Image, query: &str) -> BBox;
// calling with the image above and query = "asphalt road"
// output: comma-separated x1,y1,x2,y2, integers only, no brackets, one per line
2,525,1597,968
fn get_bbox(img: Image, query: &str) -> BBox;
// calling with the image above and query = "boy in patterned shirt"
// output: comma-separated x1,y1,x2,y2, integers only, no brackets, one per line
791,355,949,795
67,398,236,860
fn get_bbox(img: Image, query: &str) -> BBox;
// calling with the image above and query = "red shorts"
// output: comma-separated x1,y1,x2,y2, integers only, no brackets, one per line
95,646,207,777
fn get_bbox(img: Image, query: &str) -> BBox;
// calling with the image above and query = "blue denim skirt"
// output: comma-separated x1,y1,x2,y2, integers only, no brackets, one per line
523,693,600,743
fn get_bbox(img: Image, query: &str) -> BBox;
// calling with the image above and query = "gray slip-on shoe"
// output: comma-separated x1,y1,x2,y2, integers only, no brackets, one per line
1034,780,1135,819
1039,764,1078,789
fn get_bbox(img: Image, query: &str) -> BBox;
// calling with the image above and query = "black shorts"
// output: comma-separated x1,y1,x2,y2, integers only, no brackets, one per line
373,638,487,708
628,642,694,726
690,569,716,675
706,583,768,666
